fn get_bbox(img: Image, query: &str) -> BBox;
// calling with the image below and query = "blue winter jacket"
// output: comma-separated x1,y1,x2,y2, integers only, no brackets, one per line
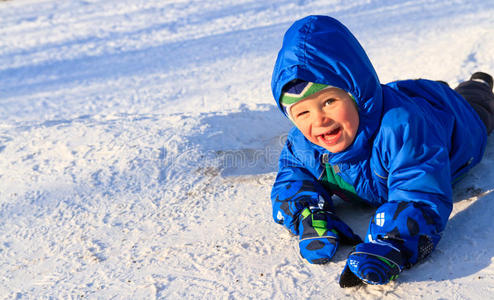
270,16,487,265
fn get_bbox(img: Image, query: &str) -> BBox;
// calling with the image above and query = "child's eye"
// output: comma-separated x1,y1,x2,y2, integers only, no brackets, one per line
296,111,309,118
324,98,336,106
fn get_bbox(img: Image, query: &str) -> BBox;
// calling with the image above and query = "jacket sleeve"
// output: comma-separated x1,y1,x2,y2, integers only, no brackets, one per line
367,107,453,266
271,134,334,235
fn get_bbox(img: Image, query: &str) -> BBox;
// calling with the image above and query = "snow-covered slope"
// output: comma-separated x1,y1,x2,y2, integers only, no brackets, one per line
1,0,494,298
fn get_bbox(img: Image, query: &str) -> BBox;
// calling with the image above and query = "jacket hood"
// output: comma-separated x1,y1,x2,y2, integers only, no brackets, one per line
271,15,383,163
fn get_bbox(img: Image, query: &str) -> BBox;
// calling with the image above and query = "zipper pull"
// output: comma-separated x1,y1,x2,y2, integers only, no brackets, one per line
321,153,329,164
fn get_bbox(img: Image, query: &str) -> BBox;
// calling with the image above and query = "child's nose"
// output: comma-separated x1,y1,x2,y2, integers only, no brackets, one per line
313,110,331,126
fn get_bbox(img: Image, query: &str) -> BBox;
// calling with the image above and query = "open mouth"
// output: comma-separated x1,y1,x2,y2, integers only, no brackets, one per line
317,127,342,146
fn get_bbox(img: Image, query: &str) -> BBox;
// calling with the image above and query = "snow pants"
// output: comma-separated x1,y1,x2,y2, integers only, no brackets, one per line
455,80,494,135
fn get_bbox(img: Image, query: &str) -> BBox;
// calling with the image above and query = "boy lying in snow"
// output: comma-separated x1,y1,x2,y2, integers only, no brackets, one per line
270,15,494,287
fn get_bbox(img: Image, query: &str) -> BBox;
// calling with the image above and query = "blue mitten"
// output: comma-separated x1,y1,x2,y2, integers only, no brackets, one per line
298,208,362,264
339,241,406,287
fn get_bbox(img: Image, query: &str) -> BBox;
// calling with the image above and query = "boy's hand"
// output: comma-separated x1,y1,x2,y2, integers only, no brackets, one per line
298,208,362,264
339,241,406,287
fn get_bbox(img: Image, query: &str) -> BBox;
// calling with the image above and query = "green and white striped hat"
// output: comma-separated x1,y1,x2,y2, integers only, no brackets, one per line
280,79,330,119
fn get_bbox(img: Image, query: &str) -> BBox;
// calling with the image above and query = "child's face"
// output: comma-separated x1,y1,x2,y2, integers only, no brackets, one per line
290,87,359,153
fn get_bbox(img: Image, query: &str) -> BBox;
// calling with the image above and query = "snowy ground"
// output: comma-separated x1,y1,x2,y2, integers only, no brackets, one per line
1,0,494,298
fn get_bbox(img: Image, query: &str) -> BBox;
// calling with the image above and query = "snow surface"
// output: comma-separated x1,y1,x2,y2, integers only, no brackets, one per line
1,0,494,298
